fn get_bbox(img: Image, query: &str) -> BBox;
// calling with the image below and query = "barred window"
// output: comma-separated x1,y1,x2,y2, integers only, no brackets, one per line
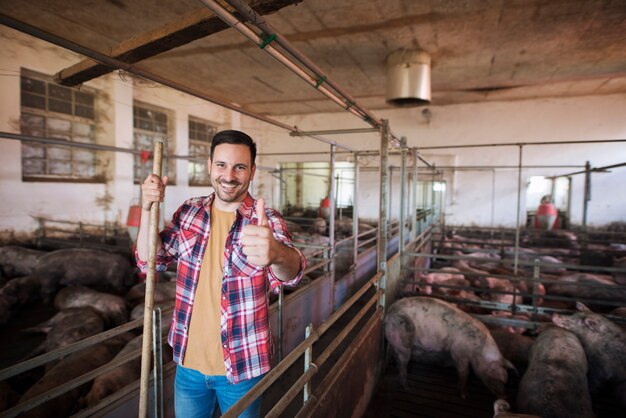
188,117,217,186
133,102,175,184
20,70,100,182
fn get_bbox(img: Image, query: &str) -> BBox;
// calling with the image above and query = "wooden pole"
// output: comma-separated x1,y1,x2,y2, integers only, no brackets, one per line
138,141,163,418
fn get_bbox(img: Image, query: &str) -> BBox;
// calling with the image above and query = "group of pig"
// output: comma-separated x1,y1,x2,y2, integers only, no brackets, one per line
407,232,626,329
385,296,626,418
0,245,176,416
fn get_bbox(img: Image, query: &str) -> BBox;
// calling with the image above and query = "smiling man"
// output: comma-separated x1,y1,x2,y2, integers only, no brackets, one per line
136,130,305,418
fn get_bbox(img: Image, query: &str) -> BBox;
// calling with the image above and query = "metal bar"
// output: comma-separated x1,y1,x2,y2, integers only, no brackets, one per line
415,139,626,150
353,153,360,268
399,138,407,255
411,149,419,240
329,144,337,309
583,161,591,233
278,285,284,361
223,0,381,127
1,348,145,418
139,140,163,418
378,120,390,310
197,0,369,124
552,160,626,178
317,272,381,336
290,128,379,136
316,290,381,366
303,324,313,403
266,365,318,418
513,145,523,275
0,313,165,381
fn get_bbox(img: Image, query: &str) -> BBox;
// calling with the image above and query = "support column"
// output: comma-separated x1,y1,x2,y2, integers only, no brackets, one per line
329,144,337,308
399,137,407,255
513,145,524,275
411,148,418,240
352,152,360,268
378,120,390,310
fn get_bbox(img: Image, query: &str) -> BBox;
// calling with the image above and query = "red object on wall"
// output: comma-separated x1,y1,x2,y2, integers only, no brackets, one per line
535,202,558,230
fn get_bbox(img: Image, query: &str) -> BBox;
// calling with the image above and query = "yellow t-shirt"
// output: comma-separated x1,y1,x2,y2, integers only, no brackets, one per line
182,206,236,375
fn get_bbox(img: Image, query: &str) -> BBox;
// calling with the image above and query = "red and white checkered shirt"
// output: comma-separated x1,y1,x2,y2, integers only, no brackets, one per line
136,192,305,383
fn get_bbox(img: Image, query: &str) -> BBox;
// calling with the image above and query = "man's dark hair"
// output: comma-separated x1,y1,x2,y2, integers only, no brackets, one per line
210,130,257,165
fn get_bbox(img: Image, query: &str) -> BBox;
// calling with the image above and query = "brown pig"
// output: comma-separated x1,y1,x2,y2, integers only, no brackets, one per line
55,286,128,326
384,296,515,399
552,302,626,407
516,326,594,418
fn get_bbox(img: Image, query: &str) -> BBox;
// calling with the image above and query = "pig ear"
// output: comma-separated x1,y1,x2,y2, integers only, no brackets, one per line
584,316,601,332
576,302,591,312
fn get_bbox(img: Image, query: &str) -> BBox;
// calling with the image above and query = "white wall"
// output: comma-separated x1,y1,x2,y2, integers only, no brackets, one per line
246,95,626,227
1,26,625,238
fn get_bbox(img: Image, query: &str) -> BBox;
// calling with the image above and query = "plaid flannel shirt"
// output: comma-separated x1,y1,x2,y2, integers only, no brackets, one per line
136,192,305,383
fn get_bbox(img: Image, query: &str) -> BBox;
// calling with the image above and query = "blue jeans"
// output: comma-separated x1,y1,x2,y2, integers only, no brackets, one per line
174,365,264,418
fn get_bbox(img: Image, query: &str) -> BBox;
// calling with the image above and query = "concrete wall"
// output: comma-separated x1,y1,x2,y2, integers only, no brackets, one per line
1,26,625,238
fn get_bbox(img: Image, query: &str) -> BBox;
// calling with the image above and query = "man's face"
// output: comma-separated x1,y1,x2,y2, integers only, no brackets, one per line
209,143,256,208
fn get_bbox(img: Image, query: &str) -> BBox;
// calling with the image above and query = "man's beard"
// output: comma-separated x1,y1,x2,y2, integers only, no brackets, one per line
214,179,249,203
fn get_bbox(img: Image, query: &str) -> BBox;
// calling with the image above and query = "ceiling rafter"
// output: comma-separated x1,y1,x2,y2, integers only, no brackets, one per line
55,0,303,87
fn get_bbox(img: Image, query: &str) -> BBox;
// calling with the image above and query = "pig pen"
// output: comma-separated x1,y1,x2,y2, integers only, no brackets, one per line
376,224,626,418
0,213,402,417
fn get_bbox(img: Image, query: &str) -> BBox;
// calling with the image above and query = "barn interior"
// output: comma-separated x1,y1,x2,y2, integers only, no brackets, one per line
1,0,625,417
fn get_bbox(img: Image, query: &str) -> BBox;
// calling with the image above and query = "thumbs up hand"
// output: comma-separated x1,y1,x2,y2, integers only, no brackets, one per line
241,198,278,267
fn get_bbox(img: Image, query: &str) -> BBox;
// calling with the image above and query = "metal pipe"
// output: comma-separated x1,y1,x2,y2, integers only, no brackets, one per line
223,272,380,417
513,145,523,275
266,364,318,418
414,138,626,150
223,0,381,127
277,285,284,361
352,153,360,268
316,290,381,366
378,120,390,310
411,149,418,240
552,160,626,178
0,310,170,381
303,324,313,403
290,128,379,136
152,308,163,418
139,141,163,418
399,137,407,256
329,144,337,308
490,170,496,229
582,160,591,237
197,0,370,124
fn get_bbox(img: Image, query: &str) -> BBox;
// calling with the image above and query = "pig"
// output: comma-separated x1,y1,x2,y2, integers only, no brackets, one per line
309,217,327,235
0,275,42,325
384,296,515,399
26,308,105,357
489,330,534,371
613,256,626,285
55,286,128,326
493,399,541,418
35,248,133,293
0,245,45,278
552,302,626,407
17,332,134,418
516,326,594,418
126,281,177,306
546,273,626,305
82,335,143,406
129,299,176,321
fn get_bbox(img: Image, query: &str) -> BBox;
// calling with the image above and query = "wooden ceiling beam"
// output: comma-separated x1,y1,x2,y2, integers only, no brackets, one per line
55,0,302,86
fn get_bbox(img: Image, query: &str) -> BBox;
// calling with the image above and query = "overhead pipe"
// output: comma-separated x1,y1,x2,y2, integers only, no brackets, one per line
0,14,352,152
222,0,381,126
551,160,626,178
415,138,626,150
197,0,370,123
